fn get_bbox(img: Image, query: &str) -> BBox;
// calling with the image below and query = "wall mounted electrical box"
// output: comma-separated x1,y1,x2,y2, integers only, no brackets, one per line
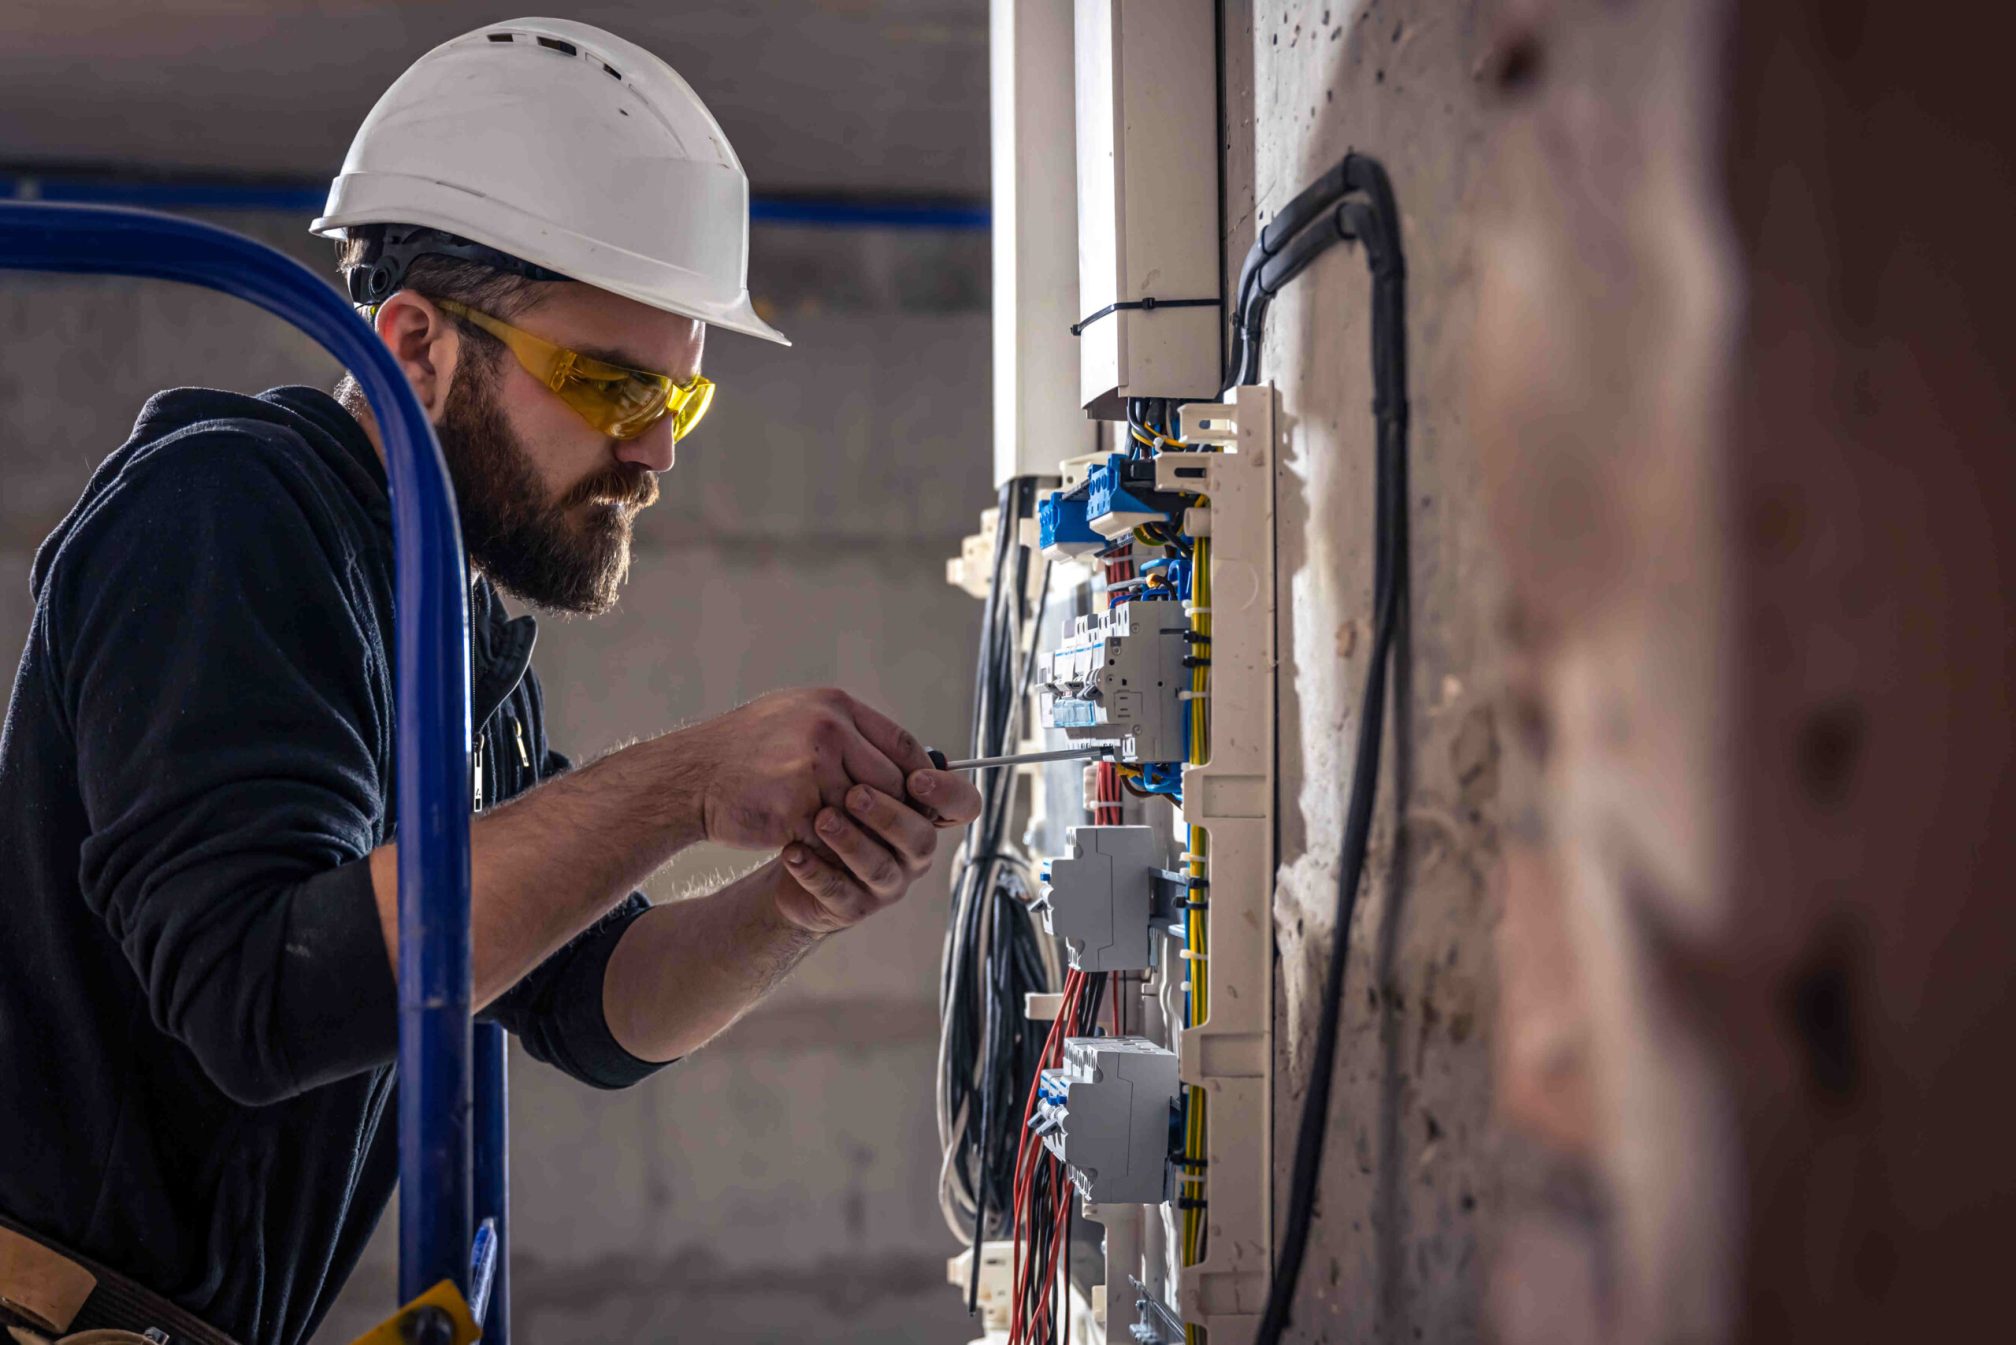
1073,0,1221,417
992,0,1091,482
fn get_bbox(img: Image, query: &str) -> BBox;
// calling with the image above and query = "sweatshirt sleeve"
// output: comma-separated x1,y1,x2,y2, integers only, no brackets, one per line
480,890,667,1089
49,431,399,1106
476,740,672,1090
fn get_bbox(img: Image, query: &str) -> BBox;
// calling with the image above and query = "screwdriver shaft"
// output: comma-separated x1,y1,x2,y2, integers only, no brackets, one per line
930,745,1110,772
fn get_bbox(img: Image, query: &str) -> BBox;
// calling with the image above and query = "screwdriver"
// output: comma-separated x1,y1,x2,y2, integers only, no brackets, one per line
926,745,1111,772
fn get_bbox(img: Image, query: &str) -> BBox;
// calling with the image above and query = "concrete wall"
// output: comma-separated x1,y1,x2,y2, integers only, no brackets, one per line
1230,2,1532,1339
0,212,994,1343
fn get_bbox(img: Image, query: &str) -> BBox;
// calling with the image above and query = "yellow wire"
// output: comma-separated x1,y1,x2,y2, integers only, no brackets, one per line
1180,534,1212,1343
1131,424,1193,452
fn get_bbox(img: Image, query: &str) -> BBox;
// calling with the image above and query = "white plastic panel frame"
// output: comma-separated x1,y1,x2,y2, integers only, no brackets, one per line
1169,387,1277,1334
1074,387,1276,1342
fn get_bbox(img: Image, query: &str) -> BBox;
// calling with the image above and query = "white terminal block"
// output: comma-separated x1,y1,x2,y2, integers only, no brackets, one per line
1034,824,1161,972
1038,602,1189,763
1033,1036,1179,1205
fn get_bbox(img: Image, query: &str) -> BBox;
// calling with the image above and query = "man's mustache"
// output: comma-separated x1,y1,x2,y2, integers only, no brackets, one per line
562,463,659,510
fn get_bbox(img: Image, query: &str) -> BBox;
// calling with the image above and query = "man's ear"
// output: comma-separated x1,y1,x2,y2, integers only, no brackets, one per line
373,293,463,424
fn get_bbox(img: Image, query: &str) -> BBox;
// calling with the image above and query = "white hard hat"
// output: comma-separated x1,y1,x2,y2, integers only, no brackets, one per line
312,16,787,345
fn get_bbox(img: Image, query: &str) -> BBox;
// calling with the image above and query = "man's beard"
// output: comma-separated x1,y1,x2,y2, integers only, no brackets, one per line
436,353,658,615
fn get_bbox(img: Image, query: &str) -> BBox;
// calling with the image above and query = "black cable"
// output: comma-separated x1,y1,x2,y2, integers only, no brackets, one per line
1224,152,1399,394
967,884,1011,1314
1248,153,1408,1345
943,479,1058,1263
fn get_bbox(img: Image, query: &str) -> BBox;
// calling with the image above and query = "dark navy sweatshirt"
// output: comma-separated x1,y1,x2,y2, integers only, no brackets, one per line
0,386,662,1345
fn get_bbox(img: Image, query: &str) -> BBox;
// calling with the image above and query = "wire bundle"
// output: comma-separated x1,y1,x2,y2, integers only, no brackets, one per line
1093,760,1125,827
1008,968,1110,1345
940,480,1063,1270
1178,531,1213,1341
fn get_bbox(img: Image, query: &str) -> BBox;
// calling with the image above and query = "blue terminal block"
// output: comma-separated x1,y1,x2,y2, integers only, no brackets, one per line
1040,487,1103,559
1086,454,1171,540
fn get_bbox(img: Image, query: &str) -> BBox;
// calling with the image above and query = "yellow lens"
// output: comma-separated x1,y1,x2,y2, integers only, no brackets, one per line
554,368,663,440
668,378,715,440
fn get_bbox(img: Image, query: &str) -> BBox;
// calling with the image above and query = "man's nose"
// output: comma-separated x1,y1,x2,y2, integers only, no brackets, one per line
614,418,675,474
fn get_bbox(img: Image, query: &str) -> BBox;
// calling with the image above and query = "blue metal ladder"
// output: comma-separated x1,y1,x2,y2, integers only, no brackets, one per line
0,201,507,1343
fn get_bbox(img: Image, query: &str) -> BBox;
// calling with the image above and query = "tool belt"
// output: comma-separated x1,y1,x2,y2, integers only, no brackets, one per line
0,1214,238,1345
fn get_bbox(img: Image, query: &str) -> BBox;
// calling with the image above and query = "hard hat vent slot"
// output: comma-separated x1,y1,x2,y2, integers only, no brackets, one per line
602,64,624,81
486,33,515,43
536,37,578,56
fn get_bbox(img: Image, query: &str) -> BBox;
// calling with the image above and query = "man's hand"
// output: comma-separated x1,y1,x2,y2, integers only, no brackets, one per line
676,687,979,855
770,761,975,933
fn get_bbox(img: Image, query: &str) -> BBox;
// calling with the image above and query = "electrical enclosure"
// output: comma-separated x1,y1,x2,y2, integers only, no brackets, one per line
1072,0,1221,416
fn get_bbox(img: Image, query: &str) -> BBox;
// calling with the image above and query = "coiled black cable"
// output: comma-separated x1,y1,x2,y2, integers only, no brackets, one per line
939,478,1060,1293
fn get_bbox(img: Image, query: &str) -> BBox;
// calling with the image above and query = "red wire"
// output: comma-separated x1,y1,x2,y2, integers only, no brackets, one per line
1011,971,1083,1345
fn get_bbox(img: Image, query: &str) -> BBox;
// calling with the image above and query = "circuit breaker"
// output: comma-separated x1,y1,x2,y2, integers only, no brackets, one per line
1032,1036,1179,1205
1034,824,1162,972
1037,603,1188,764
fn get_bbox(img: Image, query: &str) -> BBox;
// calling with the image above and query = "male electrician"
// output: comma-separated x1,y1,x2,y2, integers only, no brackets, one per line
0,19,979,1345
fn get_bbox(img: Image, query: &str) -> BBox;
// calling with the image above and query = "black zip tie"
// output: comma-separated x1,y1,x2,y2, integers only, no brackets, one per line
1182,656,1212,668
1071,295,1222,337
1176,1196,1209,1210
1182,630,1210,644
1170,1155,1209,1168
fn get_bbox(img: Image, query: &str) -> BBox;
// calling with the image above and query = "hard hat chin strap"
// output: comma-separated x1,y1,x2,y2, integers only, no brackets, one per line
340,224,575,307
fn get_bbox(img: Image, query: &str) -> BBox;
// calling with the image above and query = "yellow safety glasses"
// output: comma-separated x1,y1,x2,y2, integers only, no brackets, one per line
434,298,715,442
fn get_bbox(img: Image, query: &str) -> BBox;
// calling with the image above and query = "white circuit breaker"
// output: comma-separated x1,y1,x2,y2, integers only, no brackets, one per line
1037,603,1189,763
1033,1036,1179,1205
1034,824,1162,972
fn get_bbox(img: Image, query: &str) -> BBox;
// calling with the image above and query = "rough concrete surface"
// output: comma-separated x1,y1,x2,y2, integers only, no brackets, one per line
1241,2,1523,1340
0,212,992,1343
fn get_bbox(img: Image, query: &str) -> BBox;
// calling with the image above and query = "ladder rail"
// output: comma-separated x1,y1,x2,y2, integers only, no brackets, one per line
0,201,505,1339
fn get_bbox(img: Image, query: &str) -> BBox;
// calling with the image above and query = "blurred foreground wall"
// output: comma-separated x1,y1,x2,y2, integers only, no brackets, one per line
1247,0,2016,1340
